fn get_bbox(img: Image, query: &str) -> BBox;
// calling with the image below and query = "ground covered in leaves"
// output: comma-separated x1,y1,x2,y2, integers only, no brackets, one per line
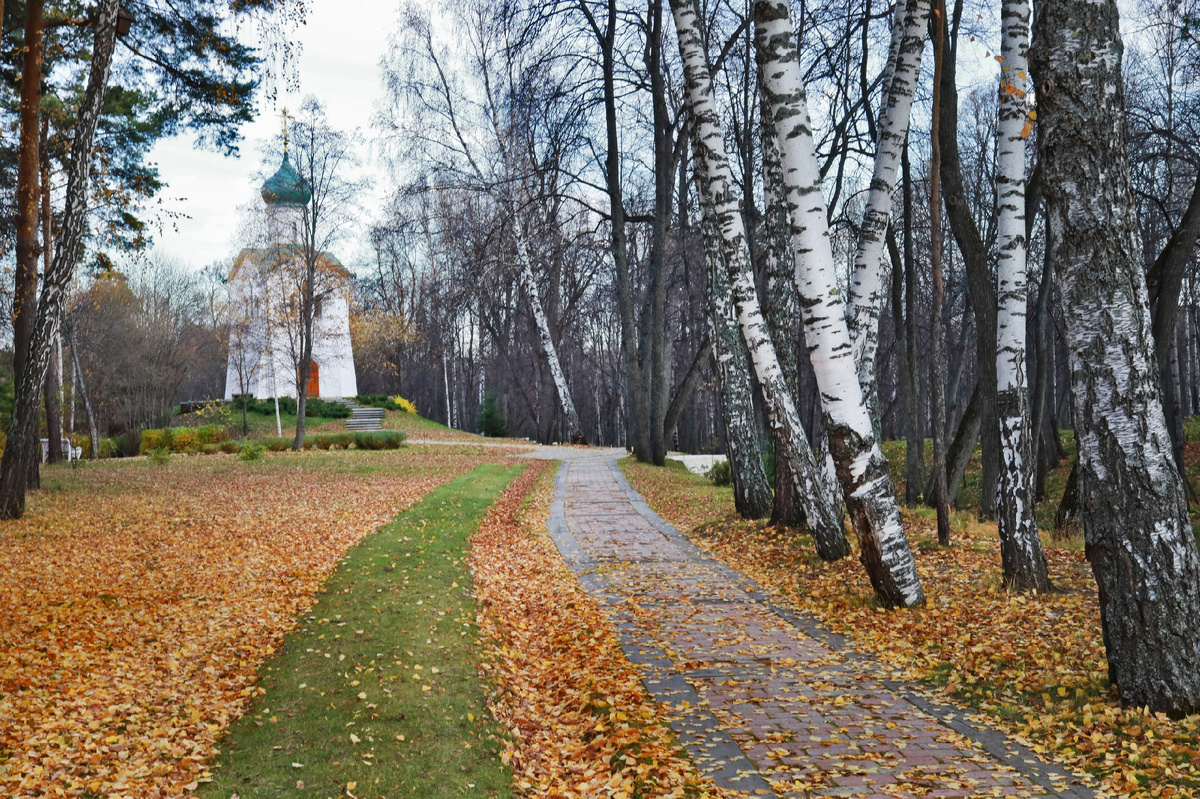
470,462,738,799
621,459,1200,799
0,448,493,797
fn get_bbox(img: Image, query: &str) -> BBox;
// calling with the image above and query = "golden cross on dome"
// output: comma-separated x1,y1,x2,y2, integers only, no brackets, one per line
280,107,293,155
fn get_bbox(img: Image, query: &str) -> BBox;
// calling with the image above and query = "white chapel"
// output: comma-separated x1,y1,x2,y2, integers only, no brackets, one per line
224,150,358,400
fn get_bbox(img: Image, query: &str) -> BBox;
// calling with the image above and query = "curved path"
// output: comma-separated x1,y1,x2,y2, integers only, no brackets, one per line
536,449,1092,798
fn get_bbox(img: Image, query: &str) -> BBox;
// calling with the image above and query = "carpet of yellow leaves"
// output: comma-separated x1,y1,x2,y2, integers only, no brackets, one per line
470,463,742,799
622,460,1200,799
0,449,488,797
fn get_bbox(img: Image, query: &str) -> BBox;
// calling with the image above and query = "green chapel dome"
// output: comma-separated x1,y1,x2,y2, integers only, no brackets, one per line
261,152,311,208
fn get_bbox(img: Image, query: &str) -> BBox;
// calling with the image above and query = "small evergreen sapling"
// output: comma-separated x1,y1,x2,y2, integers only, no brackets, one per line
477,390,508,438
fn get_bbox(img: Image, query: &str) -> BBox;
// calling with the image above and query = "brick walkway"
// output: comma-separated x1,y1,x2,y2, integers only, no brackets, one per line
543,452,1093,799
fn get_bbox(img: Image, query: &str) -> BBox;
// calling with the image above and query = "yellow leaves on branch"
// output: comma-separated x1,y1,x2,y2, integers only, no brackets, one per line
470,465,738,798
0,450,487,797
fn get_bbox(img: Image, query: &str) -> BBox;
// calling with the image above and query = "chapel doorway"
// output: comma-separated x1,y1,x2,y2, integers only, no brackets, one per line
306,360,320,397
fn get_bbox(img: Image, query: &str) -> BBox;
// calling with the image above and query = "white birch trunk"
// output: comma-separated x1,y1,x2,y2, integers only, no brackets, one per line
994,0,1051,592
669,0,850,561
701,206,773,519
755,0,924,607
848,0,930,427
510,215,586,443
1034,0,1200,715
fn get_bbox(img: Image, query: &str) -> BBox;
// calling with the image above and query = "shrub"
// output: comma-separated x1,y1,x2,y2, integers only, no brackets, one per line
313,435,334,450
355,394,388,409
201,443,221,455
263,437,291,452
173,429,197,451
141,425,231,454
353,431,405,450
239,442,264,461
148,448,171,465
194,425,230,445
219,440,241,454
139,429,166,454
476,390,508,438
304,398,351,419
394,396,418,415
706,459,732,487
113,431,141,458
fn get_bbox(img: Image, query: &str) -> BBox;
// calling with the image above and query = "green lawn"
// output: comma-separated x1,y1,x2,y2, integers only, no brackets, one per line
199,464,524,799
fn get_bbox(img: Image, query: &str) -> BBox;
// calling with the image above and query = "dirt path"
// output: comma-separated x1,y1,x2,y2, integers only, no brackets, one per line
545,451,1093,798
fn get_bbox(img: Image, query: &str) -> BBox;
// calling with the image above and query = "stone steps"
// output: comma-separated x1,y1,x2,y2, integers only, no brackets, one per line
331,398,384,431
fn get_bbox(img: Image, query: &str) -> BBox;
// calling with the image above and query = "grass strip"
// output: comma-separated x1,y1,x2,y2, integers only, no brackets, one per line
200,463,525,799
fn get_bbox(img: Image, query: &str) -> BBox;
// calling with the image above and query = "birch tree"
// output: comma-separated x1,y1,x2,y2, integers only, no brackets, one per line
506,200,587,443
994,0,1051,592
701,206,773,519
846,0,930,428
386,5,587,445
759,79,807,526
1032,0,1200,716
754,0,925,607
669,0,850,563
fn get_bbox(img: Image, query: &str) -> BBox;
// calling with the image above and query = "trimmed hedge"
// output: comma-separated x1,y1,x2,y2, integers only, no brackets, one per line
234,397,351,419
132,429,405,458
140,425,230,454
352,430,406,450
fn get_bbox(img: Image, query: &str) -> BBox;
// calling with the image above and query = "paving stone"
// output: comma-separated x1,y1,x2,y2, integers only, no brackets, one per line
542,452,1093,798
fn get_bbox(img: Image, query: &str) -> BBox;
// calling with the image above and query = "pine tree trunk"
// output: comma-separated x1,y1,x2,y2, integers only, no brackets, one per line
753,0,923,605
848,0,930,432
994,0,1051,592
12,0,46,491
701,208,772,519
0,0,120,518
671,0,849,561
1033,0,1200,716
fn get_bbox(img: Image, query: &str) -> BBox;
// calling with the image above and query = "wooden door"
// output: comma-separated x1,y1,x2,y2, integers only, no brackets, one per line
306,360,320,397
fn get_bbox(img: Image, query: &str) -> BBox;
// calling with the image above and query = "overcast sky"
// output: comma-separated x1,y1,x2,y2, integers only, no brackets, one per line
144,0,401,273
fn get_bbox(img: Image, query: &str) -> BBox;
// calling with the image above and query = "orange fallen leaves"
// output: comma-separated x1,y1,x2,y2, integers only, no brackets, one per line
623,460,1200,799
470,463,742,798
0,450,487,797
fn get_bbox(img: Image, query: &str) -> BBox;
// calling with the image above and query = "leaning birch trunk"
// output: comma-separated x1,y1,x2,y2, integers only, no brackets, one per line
754,0,924,607
847,0,930,431
669,0,849,561
701,208,772,519
1033,0,1200,716
0,0,119,518
509,212,586,444
994,0,1051,592
65,316,99,461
